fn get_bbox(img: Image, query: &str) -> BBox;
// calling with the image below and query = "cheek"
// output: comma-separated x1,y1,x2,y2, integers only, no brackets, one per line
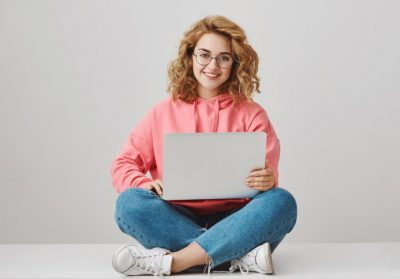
193,64,201,74
192,57,201,71
192,62,202,77
222,69,232,81
192,65,201,81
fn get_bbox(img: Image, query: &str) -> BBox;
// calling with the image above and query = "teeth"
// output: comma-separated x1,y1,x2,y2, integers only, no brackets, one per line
204,72,218,78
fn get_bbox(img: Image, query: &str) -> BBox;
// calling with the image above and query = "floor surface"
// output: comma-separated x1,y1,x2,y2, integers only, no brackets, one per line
0,243,399,278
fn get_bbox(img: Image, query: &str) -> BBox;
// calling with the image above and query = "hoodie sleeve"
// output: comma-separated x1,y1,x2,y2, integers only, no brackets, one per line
247,107,281,187
111,108,156,193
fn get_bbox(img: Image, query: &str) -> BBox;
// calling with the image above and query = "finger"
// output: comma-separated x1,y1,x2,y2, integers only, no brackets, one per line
250,168,274,177
249,169,268,177
248,182,275,189
144,184,155,192
246,176,269,183
265,159,270,168
247,176,275,185
246,180,272,187
147,184,157,193
153,183,163,196
154,179,164,187
246,180,274,187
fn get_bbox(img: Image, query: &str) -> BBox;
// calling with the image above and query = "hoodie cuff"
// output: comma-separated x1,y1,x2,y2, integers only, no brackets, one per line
273,169,279,188
135,177,153,188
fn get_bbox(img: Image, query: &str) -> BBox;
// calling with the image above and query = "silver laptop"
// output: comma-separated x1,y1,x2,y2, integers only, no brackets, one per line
162,132,266,200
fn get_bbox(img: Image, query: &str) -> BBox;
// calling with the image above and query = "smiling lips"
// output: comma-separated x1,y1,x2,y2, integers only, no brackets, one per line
203,71,220,79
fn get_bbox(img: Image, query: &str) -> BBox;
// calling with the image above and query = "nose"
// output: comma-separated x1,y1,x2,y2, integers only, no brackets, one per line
207,57,219,69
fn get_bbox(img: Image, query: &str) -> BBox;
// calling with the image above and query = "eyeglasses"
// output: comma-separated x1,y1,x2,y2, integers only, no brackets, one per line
193,51,235,69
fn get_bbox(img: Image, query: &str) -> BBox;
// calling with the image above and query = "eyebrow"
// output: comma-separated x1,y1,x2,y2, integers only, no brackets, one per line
197,48,232,55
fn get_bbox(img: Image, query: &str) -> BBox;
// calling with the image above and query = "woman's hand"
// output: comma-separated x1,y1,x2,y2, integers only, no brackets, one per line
141,179,164,196
246,159,275,192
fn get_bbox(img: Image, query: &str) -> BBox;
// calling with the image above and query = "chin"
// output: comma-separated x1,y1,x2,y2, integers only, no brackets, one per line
201,81,225,90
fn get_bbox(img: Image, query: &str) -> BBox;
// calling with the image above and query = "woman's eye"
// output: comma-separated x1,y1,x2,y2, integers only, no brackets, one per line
199,53,210,58
219,55,231,62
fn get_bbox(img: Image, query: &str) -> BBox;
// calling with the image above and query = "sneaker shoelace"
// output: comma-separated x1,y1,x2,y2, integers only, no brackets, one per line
129,249,165,276
229,259,250,275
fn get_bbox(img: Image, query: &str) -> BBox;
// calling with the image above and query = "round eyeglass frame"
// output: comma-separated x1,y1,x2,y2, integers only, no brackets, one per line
192,52,237,69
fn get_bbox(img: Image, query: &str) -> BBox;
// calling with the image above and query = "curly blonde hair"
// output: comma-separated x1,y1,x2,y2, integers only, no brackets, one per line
167,15,260,106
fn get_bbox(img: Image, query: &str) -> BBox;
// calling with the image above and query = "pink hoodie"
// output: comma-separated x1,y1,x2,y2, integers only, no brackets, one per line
111,92,280,215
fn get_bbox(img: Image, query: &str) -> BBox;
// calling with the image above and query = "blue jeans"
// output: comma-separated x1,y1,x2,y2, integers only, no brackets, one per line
115,187,297,268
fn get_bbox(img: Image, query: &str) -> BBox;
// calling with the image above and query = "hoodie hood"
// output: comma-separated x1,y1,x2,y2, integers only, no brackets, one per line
193,93,233,132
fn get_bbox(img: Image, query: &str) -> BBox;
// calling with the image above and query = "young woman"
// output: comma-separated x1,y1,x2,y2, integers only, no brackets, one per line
111,15,297,276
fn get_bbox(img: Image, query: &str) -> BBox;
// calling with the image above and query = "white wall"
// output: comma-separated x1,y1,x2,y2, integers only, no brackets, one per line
0,0,399,243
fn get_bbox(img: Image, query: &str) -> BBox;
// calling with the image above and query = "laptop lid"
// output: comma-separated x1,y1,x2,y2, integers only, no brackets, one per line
162,132,266,200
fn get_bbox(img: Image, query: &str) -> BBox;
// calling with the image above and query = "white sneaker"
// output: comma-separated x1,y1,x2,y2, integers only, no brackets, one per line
112,244,173,276
229,242,274,275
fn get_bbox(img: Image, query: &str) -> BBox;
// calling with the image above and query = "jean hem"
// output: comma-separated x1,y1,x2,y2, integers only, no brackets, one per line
192,240,215,269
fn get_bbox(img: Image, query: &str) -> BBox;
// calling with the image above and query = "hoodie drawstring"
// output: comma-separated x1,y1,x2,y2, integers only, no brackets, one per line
193,98,220,133
211,99,220,132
